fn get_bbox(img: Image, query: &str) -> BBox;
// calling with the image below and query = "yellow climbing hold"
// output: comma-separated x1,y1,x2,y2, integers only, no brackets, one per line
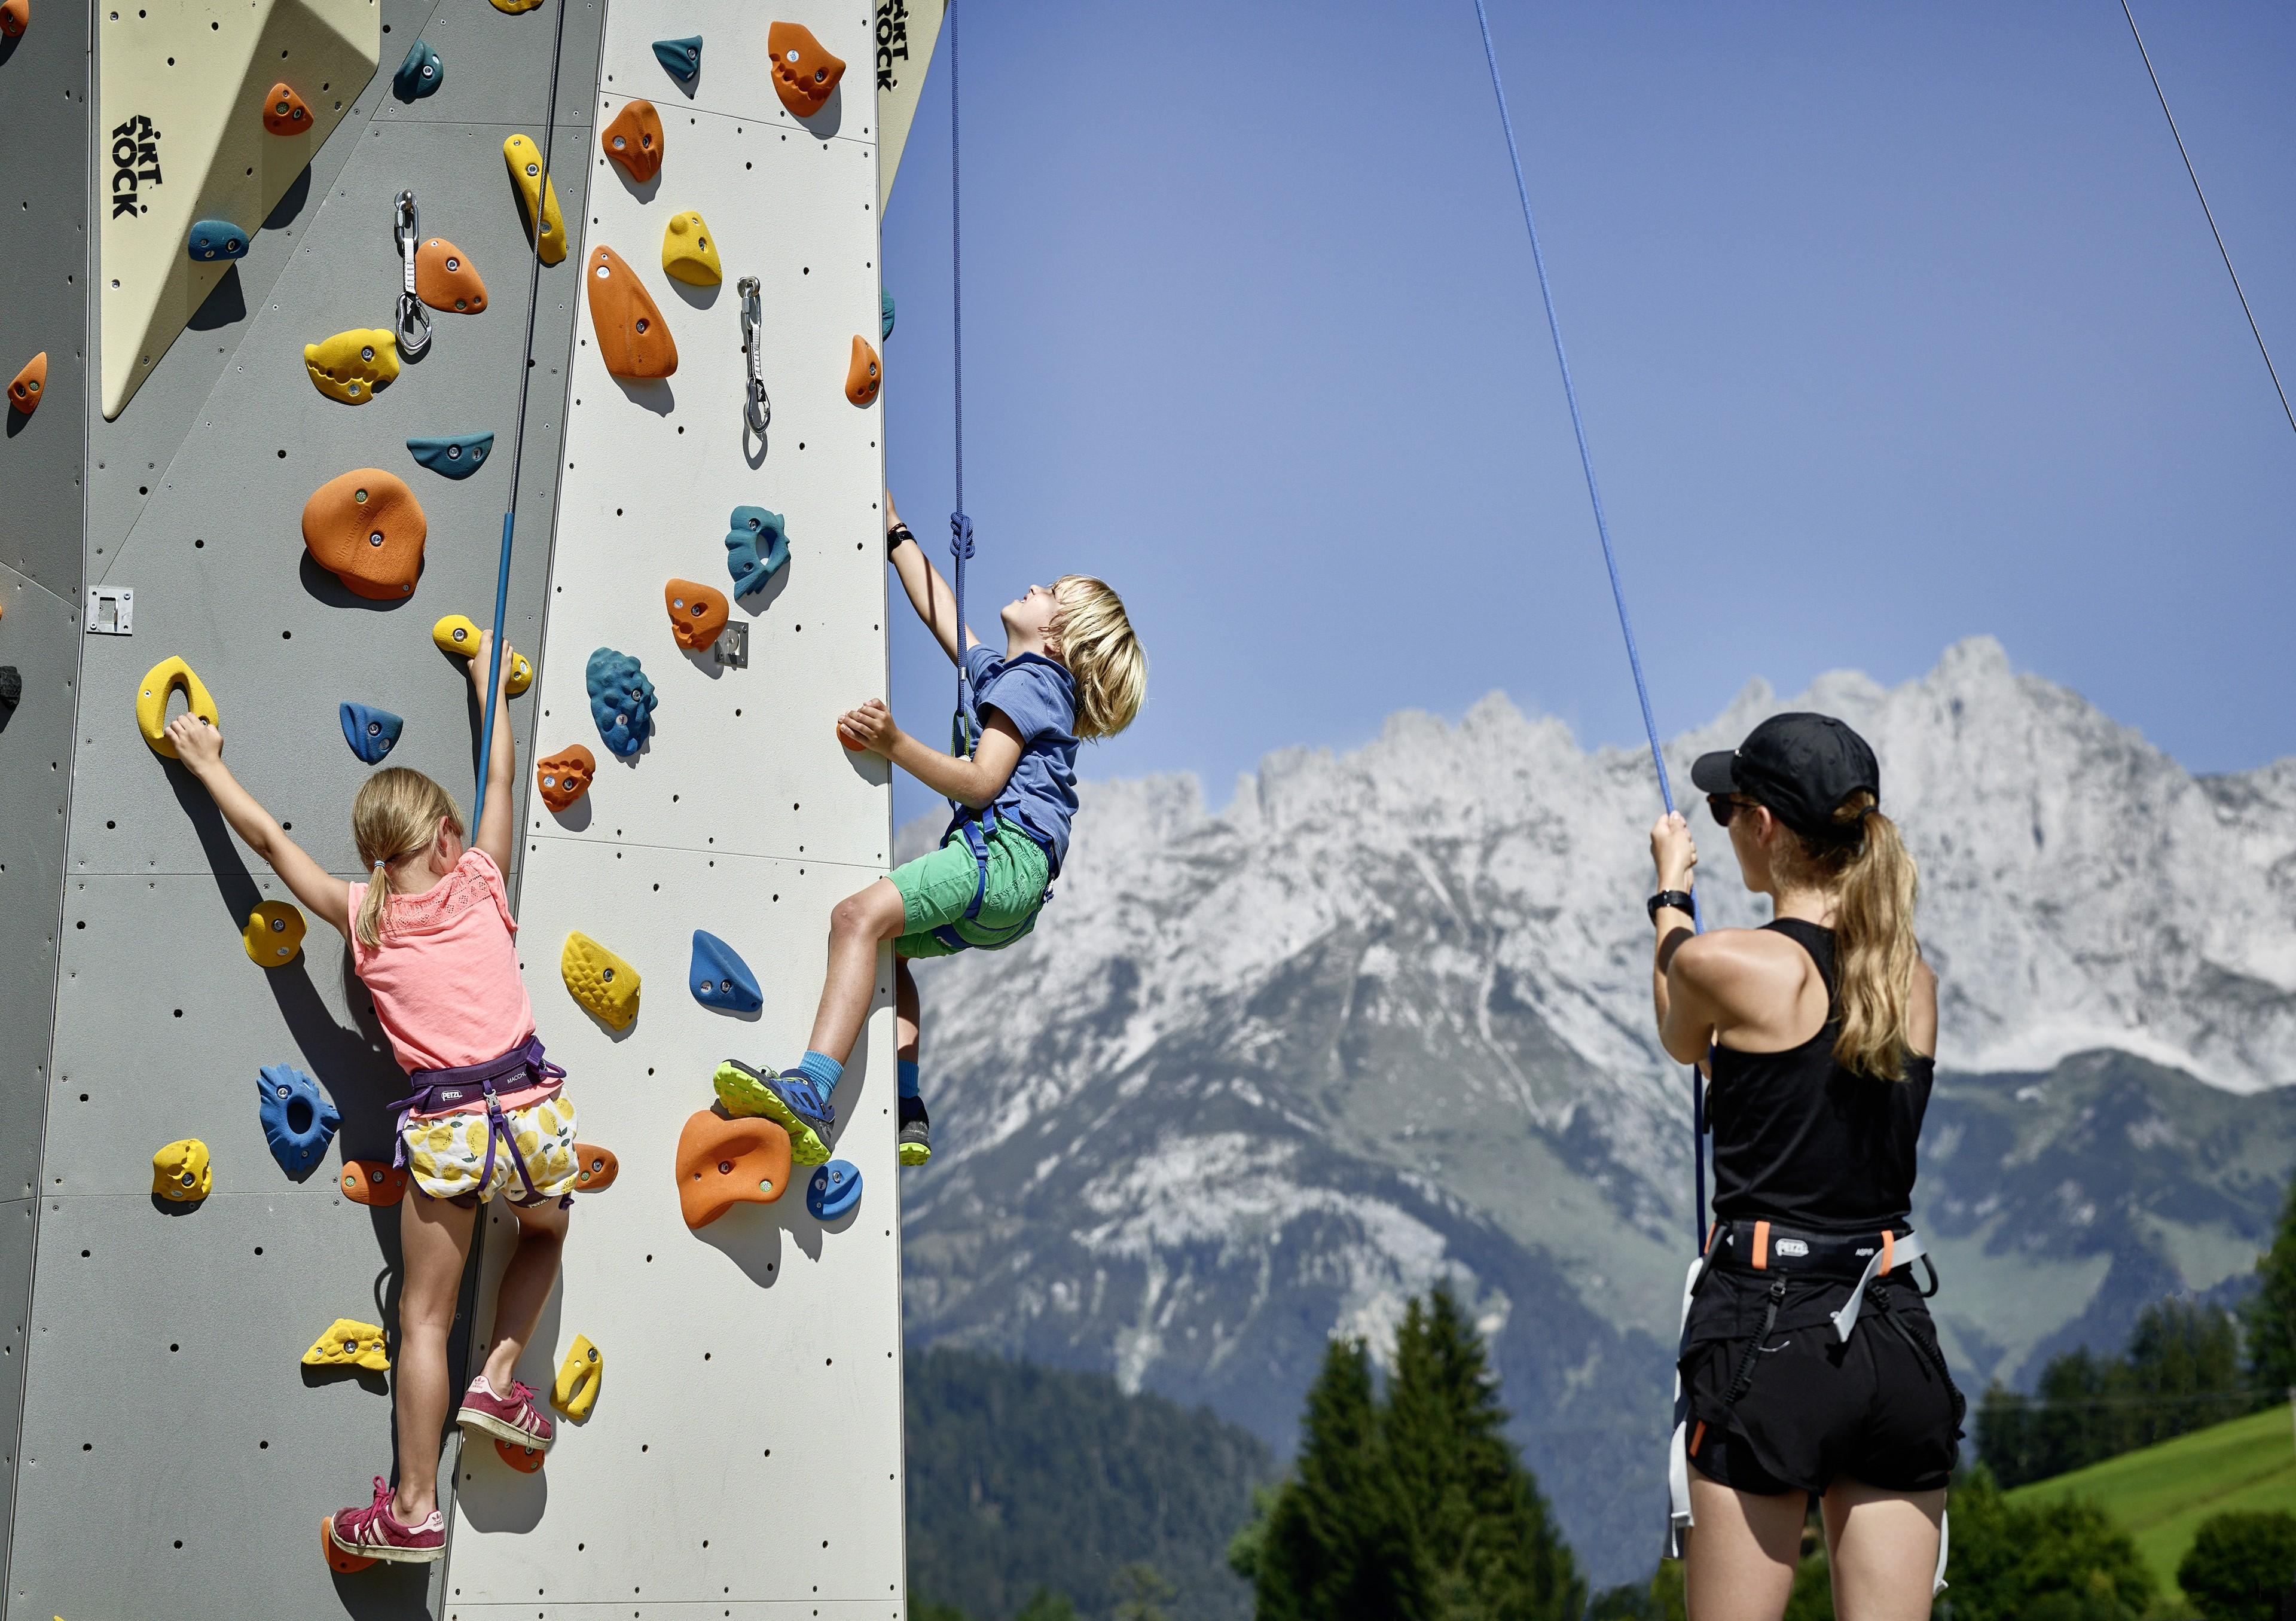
303,328,399,405
302,1318,390,1372
243,899,306,968
431,613,533,694
490,0,545,11
560,932,640,1030
551,1334,602,1420
152,1138,213,1202
503,134,567,265
661,210,722,286
136,656,220,758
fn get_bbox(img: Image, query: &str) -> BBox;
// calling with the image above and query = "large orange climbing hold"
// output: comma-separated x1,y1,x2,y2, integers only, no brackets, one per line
600,100,664,184
263,82,312,135
8,352,45,416
845,335,881,406
536,744,596,811
663,579,728,651
0,0,25,39
767,21,844,118
415,238,487,314
585,246,677,380
339,1160,409,1206
676,1110,792,1229
302,469,427,600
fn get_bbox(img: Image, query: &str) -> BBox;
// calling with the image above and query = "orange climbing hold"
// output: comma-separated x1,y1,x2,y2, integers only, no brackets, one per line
600,100,664,184
663,579,728,651
496,1437,547,1473
262,82,312,135
339,1160,409,1206
536,744,595,811
572,1142,618,1192
676,1110,792,1229
415,238,487,314
585,246,677,379
845,335,881,406
322,1515,374,1574
8,352,46,416
0,0,25,39
767,21,845,118
302,469,427,600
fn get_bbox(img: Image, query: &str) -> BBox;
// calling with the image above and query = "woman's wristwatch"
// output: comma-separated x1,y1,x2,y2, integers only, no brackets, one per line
1647,889,1696,923
887,521,915,554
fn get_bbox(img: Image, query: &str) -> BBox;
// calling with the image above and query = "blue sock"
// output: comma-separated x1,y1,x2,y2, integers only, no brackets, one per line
792,1050,844,1103
897,1060,920,1099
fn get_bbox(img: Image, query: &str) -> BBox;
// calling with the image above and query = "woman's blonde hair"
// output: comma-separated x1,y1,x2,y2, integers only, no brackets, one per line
1050,575,1145,740
352,767,463,948
1770,790,1922,1080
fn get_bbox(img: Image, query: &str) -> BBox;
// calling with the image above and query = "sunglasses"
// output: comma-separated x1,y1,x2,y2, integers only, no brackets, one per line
1707,795,1755,828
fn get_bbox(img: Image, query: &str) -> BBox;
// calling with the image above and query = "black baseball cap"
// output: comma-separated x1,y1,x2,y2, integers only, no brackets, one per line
1691,712,1880,844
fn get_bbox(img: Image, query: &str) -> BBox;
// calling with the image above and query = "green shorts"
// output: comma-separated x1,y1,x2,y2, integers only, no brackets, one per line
891,820,1051,959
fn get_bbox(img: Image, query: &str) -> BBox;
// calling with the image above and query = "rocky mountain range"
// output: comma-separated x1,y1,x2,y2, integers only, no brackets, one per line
897,637,2296,1583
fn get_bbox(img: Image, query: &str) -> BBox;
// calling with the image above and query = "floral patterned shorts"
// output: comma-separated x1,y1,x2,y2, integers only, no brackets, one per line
401,1091,580,1204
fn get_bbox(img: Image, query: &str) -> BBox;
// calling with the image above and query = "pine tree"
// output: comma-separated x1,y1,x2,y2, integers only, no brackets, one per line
2248,1171,2296,1396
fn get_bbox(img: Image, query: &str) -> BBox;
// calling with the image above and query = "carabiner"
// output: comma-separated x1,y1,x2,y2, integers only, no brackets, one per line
393,191,433,360
738,275,770,437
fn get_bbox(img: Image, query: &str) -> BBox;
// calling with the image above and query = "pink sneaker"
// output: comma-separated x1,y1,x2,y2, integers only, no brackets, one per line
328,1476,444,1564
457,1375,555,1451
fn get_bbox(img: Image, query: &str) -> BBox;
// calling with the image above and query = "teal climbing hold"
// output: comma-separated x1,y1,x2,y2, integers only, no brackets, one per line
689,930,762,1013
406,433,494,480
653,35,701,81
394,38,444,101
586,648,656,758
807,1160,861,1221
339,703,403,764
258,1063,341,1182
187,219,249,262
881,289,894,340
725,506,789,599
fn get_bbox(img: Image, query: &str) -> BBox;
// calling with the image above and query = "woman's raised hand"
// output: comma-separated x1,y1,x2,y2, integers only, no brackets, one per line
1650,811,1696,892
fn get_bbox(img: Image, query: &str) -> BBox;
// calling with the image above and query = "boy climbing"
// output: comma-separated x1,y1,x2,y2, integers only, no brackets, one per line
716,493,1146,1167
166,634,579,1565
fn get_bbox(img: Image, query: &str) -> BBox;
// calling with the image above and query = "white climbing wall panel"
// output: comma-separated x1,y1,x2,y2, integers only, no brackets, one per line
443,2,906,1616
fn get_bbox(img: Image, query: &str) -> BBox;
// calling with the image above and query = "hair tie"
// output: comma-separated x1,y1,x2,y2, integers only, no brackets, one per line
374,858,387,871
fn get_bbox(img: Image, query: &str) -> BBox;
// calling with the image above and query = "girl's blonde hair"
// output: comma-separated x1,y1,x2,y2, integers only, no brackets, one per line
352,767,464,948
1770,790,1922,1080
1050,575,1146,740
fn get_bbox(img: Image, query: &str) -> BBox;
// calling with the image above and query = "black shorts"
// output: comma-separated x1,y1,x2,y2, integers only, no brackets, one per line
1680,1267,1964,1497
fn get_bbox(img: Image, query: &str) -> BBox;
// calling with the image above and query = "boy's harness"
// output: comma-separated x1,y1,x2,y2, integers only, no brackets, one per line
929,805,1056,954
389,1034,569,1208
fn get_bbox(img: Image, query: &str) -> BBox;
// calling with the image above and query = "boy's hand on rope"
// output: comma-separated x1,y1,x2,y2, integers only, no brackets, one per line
1650,811,1696,893
836,698,900,758
165,712,224,771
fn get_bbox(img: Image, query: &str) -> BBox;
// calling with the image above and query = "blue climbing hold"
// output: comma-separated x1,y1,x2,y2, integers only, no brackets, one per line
339,702,404,764
653,35,702,81
806,1159,861,1222
406,432,494,480
393,38,444,101
689,930,762,1014
881,289,895,340
187,219,249,262
258,1063,341,1182
724,506,790,599
586,648,657,758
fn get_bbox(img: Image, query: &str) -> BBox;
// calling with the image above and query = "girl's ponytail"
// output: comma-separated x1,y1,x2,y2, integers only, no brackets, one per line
350,767,464,950
1827,793,1921,1080
355,857,393,951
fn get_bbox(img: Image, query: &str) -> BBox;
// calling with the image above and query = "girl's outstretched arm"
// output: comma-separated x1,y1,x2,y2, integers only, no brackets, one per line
468,630,518,874
885,490,979,665
164,713,354,938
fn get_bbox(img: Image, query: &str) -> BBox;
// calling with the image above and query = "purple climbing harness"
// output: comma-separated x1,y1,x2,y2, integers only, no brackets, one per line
389,1034,568,1207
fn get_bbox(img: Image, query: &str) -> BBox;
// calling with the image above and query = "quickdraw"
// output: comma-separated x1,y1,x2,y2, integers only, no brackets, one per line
738,276,770,438
393,191,433,359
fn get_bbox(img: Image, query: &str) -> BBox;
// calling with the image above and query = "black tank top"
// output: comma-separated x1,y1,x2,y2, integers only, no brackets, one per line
1707,918,1934,1234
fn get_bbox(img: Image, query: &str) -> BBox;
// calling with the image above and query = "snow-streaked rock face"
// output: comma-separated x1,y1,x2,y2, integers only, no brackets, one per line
896,639,2296,1579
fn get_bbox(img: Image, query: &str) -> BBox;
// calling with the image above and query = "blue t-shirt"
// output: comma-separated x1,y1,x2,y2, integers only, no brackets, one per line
961,643,1078,872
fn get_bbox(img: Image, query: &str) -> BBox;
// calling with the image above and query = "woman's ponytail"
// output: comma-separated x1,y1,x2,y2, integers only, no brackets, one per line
350,767,463,950
1827,793,1921,1080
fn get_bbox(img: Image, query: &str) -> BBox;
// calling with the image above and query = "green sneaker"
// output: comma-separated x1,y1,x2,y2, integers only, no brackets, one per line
713,1059,833,1165
897,1094,931,1166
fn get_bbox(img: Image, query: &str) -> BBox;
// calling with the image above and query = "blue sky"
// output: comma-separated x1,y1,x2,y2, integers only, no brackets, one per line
876,1,2296,826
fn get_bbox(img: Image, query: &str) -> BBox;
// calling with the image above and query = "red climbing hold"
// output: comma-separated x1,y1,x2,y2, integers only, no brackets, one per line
845,335,881,406
263,82,312,135
415,237,487,313
339,1160,409,1207
585,245,677,380
676,1110,792,1229
600,100,664,184
7,352,45,416
0,0,26,39
536,744,596,812
494,1437,547,1473
664,578,729,651
302,469,427,600
322,1516,374,1574
767,21,844,118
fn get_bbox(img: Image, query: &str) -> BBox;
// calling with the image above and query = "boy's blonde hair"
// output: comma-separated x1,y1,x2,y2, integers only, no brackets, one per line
1051,575,1145,740
352,767,464,948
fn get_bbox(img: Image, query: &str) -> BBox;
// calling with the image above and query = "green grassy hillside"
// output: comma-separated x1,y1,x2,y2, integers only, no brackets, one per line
2007,1405,2296,1600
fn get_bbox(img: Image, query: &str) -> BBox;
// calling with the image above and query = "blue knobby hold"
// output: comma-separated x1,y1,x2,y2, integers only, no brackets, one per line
652,35,702,81
187,219,249,262
689,929,762,1013
881,289,895,340
405,432,494,480
394,38,444,101
724,506,789,599
586,648,656,757
258,1063,341,1181
807,1159,862,1222
339,702,404,764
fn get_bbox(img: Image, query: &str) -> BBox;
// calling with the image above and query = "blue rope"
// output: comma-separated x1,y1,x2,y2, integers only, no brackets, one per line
946,0,975,769
1470,0,1707,1244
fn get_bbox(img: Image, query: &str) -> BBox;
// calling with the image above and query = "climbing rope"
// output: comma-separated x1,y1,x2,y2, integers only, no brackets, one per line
1469,0,1708,1244
947,0,978,772
469,0,572,829
2117,0,2296,440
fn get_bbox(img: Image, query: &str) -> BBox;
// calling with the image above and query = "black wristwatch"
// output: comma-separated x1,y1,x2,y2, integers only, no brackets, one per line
887,521,915,554
1647,889,1695,923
